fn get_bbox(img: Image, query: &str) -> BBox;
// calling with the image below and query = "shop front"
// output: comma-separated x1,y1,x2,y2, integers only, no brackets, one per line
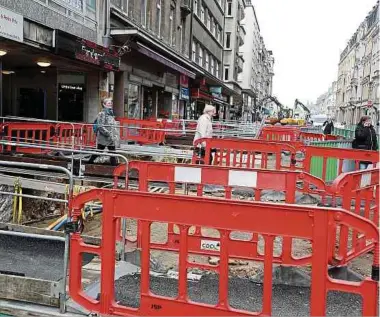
0,12,120,122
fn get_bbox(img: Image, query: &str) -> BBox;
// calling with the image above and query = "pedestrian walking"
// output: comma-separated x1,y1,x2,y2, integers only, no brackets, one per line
322,118,334,135
88,98,119,166
193,104,216,164
352,116,378,169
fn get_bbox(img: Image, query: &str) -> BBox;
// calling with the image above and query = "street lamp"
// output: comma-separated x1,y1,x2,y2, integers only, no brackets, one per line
0,50,7,57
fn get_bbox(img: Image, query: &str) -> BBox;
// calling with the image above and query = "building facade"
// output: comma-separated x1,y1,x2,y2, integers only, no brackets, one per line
108,0,243,121
0,0,113,122
313,81,337,118
237,0,274,121
336,1,379,125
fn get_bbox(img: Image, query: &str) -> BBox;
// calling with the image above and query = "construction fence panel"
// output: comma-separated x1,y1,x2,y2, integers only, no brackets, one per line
118,118,165,145
0,122,55,153
192,138,298,170
113,161,329,265
68,189,379,316
300,145,379,182
328,166,380,266
259,126,300,142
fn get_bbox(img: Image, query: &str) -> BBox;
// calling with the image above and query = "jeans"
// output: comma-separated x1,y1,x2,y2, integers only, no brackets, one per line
88,143,118,166
194,148,216,165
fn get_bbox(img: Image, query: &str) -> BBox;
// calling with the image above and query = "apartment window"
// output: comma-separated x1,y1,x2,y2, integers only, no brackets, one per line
216,26,220,41
226,0,232,16
201,4,205,21
156,0,161,36
216,62,219,78
180,18,186,54
194,0,198,15
86,0,96,10
169,2,176,46
225,33,231,48
205,53,209,70
213,21,217,37
198,45,203,66
224,66,229,80
219,26,223,43
192,41,196,61
210,57,215,74
210,16,214,34
206,11,211,29
141,0,147,26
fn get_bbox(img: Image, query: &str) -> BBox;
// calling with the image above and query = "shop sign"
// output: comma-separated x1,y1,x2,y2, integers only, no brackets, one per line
59,84,84,91
0,6,23,43
180,87,190,101
55,30,120,71
210,86,222,99
180,74,189,87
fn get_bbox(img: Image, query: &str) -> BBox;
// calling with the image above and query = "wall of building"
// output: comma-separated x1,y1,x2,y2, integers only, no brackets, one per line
0,0,98,41
335,1,379,125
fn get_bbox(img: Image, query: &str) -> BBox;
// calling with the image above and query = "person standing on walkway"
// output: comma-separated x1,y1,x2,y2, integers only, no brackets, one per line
323,118,334,135
89,98,118,166
193,104,216,164
352,115,378,169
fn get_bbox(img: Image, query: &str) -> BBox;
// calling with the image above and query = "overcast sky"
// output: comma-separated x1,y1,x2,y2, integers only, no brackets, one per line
252,0,377,107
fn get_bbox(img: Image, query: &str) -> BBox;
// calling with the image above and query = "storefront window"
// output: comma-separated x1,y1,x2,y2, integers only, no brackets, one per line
171,94,179,119
124,83,140,119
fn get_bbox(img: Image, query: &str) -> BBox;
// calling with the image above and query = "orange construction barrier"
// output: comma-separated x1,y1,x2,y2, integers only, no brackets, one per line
117,118,165,144
55,123,96,149
299,132,339,142
328,166,379,266
300,146,379,181
260,126,300,142
69,189,379,316
113,161,328,264
192,138,298,170
0,122,55,153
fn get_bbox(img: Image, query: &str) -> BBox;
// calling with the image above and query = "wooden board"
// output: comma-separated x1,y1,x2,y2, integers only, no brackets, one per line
0,275,60,307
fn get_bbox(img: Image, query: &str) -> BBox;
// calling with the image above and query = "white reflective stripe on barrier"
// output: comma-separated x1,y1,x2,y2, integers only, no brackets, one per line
174,167,202,183
228,170,257,187
360,173,372,188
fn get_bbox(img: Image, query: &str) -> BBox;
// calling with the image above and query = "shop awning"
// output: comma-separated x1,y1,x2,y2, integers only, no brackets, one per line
135,42,196,79
213,98,229,105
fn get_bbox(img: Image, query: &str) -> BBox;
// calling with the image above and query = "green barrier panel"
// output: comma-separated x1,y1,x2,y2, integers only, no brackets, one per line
309,140,353,182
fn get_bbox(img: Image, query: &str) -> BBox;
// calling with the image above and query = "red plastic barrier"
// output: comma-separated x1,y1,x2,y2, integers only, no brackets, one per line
192,138,298,170
117,118,165,144
328,166,380,266
260,126,300,142
55,123,96,148
301,146,379,181
69,189,379,316
299,132,339,142
1,122,55,153
114,160,329,265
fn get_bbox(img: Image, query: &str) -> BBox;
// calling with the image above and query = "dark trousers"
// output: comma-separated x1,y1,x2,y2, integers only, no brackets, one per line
194,148,216,165
88,143,118,166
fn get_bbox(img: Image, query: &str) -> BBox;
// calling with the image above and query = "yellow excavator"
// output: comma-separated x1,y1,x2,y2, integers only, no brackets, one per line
260,96,292,125
280,99,310,126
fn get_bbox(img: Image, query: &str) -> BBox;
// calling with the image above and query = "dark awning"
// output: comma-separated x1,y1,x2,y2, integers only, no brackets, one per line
135,42,196,79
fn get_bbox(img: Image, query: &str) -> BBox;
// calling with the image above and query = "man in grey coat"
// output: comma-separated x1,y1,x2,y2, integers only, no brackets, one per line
88,98,118,166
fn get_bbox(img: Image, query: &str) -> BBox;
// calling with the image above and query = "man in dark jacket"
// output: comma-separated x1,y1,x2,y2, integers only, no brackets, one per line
352,116,378,169
322,118,334,135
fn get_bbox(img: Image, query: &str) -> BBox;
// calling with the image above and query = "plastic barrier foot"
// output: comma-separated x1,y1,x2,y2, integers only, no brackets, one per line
372,266,379,281
328,266,362,282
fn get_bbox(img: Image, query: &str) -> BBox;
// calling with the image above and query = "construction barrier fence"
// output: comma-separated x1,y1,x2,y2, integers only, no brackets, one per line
69,189,379,316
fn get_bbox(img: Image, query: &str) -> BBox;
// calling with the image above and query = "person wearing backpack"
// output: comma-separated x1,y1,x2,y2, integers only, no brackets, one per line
88,98,118,166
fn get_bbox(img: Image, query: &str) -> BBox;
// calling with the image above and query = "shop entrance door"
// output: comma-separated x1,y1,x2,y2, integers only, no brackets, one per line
58,84,84,122
18,88,46,119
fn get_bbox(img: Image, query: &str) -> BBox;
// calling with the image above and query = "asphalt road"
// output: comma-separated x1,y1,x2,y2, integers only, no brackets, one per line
114,274,362,316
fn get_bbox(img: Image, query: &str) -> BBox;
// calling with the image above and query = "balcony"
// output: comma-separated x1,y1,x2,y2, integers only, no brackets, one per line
237,54,244,72
238,25,246,46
